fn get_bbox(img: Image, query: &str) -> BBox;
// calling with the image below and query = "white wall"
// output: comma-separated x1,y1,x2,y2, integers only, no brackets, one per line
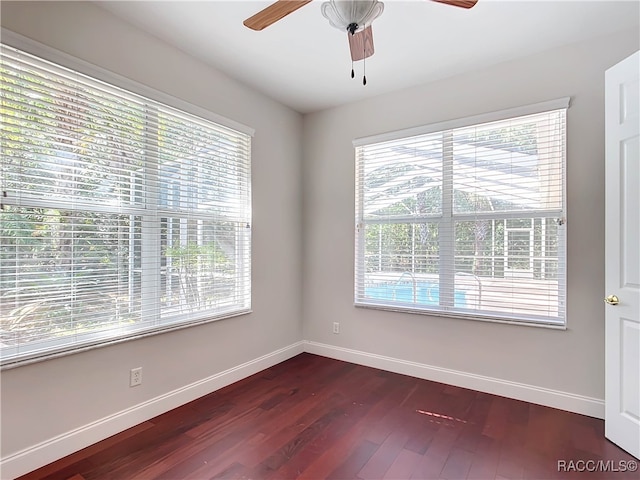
302,28,639,408
0,0,303,470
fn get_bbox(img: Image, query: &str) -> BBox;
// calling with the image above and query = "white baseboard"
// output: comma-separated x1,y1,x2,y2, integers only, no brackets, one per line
303,340,605,420
0,341,305,480
2,339,605,479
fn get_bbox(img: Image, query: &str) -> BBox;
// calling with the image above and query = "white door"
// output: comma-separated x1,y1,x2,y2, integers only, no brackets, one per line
605,50,640,460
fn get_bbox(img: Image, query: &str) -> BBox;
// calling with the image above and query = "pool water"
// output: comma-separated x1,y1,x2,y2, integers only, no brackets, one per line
365,282,466,307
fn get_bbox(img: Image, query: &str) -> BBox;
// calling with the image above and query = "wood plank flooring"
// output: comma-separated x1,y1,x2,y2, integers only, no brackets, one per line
17,353,638,480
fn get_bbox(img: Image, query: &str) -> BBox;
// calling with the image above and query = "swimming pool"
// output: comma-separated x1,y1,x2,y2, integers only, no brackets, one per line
365,282,466,307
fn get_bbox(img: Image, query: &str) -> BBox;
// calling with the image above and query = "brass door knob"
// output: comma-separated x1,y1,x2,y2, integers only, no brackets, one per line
604,294,619,305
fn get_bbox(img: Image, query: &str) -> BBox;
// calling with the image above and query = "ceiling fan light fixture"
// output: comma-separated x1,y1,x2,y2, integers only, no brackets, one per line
321,0,384,33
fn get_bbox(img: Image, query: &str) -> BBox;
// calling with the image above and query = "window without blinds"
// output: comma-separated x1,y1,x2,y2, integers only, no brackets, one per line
355,104,567,326
0,44,252,365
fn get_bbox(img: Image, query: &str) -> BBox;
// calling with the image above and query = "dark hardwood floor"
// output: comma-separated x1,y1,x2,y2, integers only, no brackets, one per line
18,353,638,480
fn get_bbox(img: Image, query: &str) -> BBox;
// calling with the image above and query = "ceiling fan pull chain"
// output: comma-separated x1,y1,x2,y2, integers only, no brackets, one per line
362,58,367,85
351,60,355,79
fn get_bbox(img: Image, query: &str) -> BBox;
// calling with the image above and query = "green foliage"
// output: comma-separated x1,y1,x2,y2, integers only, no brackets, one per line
1,49,248,350
165,241,228,270
365,222,439,274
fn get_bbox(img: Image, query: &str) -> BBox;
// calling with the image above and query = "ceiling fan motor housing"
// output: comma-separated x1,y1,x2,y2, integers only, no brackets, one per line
321,0,385,33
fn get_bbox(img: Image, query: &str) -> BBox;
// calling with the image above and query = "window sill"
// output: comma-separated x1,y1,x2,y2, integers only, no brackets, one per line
354,301,567,330
0,308,252,370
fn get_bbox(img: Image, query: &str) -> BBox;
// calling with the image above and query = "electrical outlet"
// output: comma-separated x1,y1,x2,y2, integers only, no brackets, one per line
333,322,340,334
130,367,142,387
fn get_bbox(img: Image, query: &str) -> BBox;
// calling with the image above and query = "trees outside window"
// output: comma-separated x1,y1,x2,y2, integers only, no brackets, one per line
0,44,251,365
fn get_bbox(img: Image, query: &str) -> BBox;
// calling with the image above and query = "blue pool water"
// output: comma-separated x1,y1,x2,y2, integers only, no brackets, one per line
365,282,466,307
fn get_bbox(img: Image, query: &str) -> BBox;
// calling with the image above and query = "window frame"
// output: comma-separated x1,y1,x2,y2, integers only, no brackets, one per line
0,31,254,368
354,98,569,329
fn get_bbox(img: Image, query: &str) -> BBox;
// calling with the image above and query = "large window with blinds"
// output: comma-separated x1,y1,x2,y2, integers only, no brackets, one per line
0,44,252,365
355,100,567,326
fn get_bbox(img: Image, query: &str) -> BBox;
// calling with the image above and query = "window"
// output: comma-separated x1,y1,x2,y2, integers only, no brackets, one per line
0,43,252,366
354,100,568,326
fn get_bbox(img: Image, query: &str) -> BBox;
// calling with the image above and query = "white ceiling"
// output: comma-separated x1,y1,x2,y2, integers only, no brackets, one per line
97,1,639,114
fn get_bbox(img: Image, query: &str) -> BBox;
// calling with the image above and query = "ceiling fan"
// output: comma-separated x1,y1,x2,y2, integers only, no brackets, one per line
244,0,477,84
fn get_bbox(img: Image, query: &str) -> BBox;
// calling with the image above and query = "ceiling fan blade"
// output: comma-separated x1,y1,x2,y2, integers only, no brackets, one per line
349,26,375,62
431,0,478,8
243,0,313,31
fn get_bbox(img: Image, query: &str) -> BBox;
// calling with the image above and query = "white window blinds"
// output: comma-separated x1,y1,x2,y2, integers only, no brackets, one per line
0,44,252,366
355,103,567,326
